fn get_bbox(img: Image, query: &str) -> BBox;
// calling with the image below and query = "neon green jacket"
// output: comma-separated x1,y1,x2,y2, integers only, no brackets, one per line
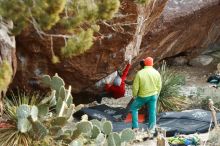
132,66,162,97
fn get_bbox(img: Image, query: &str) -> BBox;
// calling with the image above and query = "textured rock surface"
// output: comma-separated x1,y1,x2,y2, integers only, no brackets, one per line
11,0,168,95
140,0,220,61
0,21,16,89
10,0,220,102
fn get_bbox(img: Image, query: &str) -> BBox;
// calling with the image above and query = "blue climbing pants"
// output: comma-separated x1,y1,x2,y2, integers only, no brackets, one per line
130,95,158,130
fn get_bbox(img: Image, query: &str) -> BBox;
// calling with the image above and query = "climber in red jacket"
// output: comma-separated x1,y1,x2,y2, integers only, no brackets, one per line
96,57,132,103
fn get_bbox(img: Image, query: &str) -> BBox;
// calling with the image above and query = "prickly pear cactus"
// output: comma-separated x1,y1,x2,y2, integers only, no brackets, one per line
91,119,101,129
120,128,135,142
66,95,73,107
41,73,66,99
31,121,48,140
65,104,76,119
76,121,93,133
71,129,82,140
41,75,51,86
40,74,77,118
40,95,52,105
107,133,116,146
56,97,63,114
49,126,62,135
38,104,49,118
91,125,101,139
69,139,83,146
49,90,57,106
51,117,67,127
102,121,112,135
51,73,65,92
111,132,121,146
59,86,66,99
95,133,106,145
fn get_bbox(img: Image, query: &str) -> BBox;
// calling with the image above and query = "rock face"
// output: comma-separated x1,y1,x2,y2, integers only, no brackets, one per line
11,0,220,102
0,21,16,91
140,0,220,61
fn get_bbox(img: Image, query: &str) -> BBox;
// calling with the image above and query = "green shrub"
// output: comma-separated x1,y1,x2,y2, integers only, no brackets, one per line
158,61,187,112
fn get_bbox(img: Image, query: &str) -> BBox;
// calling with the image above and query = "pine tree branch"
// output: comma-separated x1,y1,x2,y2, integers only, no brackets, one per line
28,8,75,39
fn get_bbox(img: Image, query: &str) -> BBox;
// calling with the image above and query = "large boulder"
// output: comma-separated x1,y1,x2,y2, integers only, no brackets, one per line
140,0,220,61
10,0,220,102
11,0,168,94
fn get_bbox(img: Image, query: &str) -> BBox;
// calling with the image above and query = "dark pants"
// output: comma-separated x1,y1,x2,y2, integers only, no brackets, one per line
97,92,113,103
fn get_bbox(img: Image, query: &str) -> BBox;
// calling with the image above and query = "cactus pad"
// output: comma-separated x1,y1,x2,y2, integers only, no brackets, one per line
31,121,48,140
71,129,81,140
51,74,65,91
31,105,38,121
91,125,100,139
120,128,135,142
59,86,66,99
41,75,51,86
112,132,121,146
69,139,83,146
17,118,31,133
107,133,116,146
102,121,112,135
38,104,49,118
49,126,62,135
56,97,63,114
49,90,57,106
16,104,31,119
76,121,92,133
95,133,105,145
51,117,67,127
91,119,101,129
65,104,75,119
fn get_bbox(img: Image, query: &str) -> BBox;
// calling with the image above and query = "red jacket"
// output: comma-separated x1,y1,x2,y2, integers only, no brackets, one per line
105,63,131,98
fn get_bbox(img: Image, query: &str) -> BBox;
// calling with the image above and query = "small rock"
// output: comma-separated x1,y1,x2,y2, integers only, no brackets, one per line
189,55,213,66
172,56,188,66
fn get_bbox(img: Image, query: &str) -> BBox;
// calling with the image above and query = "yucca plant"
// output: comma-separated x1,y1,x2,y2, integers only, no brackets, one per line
157,61,187,112
0,92,43,146
4,91,43,122
0,128,31,146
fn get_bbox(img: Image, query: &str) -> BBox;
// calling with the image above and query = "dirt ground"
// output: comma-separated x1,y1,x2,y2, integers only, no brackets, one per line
171,65,220,100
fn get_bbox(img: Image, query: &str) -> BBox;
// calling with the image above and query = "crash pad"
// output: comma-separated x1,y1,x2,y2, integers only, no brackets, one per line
73,104,128,122
157,109,220,136
73,105,220,136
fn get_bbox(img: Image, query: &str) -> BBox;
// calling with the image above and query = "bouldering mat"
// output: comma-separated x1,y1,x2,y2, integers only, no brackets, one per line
157,109,220,136
73,104,129,122
73,106,220,137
